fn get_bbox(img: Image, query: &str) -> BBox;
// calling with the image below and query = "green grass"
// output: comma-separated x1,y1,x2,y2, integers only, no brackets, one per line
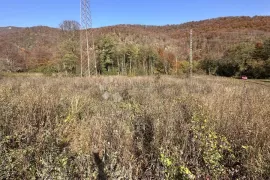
0,72,44,77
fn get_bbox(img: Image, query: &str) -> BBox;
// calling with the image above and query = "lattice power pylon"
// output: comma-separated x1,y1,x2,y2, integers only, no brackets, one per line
80,0,97,76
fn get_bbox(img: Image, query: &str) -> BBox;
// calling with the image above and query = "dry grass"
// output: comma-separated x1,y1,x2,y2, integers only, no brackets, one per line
0,75,269,179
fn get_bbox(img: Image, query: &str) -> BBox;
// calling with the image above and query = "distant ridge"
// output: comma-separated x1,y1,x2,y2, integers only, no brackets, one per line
1,16,270,70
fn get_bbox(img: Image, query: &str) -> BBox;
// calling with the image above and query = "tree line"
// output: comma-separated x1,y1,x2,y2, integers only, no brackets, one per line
33,20,193,76
45,20,270,78
200,39,270,78
1,19,269,78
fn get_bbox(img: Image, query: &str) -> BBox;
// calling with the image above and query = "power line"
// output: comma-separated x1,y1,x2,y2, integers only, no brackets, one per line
80,0,97,77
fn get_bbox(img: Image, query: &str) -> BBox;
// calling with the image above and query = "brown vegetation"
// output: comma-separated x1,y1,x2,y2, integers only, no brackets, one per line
0,75,269,179
1,16,270,72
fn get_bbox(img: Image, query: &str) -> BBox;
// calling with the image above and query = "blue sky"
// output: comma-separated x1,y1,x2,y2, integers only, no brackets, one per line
0,0,269,28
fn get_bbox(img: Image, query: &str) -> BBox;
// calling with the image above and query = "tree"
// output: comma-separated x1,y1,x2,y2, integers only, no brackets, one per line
96,35,116,74
213,41,270,78
137,45,150,75
147,48,158,75
199,58,217,75
156,48,167,74
126,44,139,75
265,59,270,77
156,48,175,74
59,20,80,39
252,42,266,60
216,43,254,77
57,20,80,74
262,39,270,60
0,41,23,71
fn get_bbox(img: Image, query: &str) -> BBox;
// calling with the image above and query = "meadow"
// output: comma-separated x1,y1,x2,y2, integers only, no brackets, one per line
0,75,269,179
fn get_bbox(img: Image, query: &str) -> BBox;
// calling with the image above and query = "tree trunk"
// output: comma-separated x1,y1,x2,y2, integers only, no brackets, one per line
143,58,146,75
129,59,132,75
117,56,120,75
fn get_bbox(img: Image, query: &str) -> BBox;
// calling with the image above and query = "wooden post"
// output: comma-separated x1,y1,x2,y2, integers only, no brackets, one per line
190,29,193,77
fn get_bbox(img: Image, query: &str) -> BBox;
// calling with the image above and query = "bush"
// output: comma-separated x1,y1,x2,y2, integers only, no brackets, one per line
216,61,240,77
212,40,270,78
199,58,217,75
30,64,58,75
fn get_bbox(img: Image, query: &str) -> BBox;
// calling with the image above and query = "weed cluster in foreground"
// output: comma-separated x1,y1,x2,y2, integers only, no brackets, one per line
0,75,269,179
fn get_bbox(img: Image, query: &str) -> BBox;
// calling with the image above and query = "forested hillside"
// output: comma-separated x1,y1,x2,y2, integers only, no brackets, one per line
0,16,270,77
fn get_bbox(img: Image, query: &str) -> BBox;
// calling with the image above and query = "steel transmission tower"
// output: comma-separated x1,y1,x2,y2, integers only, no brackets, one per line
80,0,97,76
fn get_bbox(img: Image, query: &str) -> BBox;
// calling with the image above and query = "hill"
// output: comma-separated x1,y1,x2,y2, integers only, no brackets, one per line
0,16,270,72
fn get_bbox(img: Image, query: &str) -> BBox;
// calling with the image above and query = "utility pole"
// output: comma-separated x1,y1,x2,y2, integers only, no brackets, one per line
189,29,193,77
92,32,97,75
175,56,178,74
86,29,91,76
80,32,83,77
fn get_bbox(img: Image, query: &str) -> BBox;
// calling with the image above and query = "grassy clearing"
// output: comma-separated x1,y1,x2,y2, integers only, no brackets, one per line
0,72,44,77
243,79,270,87
0,75,269,179
256,79,270,84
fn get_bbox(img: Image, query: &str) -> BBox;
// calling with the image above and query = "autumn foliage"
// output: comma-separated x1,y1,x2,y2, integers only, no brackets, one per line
0,16,270,77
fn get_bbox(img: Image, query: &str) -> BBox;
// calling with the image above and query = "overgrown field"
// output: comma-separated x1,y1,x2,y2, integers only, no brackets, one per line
0,75,269,179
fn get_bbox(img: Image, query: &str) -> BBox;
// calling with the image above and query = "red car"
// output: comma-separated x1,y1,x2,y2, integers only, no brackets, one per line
241,76,248,80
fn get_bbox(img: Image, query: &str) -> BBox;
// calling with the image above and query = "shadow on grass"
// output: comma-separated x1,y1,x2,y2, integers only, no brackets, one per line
93,152,108,180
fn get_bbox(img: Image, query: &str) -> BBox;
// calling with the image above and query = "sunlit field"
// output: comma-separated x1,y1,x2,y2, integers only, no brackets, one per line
0,75,269,179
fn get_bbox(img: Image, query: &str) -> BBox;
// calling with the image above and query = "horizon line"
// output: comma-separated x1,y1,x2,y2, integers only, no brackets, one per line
1,15,270,29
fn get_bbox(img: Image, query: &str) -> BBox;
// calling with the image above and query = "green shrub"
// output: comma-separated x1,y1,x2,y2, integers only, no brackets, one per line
30,64,58,75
